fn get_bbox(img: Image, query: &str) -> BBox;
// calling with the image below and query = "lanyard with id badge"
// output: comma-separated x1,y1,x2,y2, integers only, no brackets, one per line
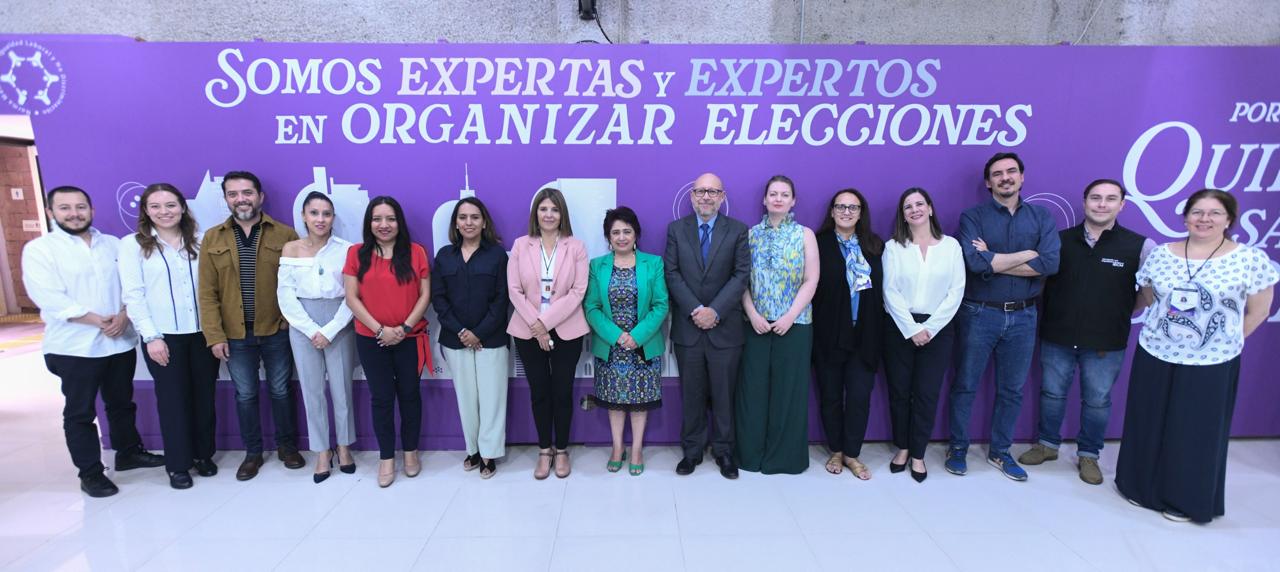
540,241,558,307
1170,237,1224,318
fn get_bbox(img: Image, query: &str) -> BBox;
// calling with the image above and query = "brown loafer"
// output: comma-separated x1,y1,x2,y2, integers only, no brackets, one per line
236,454,264,481
278,447,305,470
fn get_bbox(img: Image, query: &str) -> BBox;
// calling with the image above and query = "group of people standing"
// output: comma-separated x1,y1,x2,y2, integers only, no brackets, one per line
23,152,1275,525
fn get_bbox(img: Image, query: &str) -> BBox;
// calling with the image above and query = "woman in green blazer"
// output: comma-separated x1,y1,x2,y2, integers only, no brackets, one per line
584,207,670,476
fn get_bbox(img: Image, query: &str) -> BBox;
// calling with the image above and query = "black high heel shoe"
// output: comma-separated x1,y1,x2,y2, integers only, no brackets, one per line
337,448,356,474
910,460,927,483
314,449,335,484
889,457,908,474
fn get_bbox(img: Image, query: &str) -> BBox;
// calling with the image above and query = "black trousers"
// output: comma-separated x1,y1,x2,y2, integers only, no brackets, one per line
356,334,422,460
44,349,143,478
883,314,955,460
814,354,876,458
673,337,742,459
141,332,219,472
514,331,583,450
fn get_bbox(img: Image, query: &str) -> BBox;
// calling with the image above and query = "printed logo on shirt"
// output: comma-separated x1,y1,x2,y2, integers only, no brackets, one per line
1100,257,1126,268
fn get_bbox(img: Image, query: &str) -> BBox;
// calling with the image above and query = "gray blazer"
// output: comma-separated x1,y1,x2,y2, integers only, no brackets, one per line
663,213,751,348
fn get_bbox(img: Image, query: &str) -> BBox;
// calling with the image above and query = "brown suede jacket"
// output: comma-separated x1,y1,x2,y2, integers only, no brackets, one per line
197,213,298,346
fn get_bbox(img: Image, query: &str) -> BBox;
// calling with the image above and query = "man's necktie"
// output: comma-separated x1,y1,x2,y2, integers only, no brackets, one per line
699,223,710,264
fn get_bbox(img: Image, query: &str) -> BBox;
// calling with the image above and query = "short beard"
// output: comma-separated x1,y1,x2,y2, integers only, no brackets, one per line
55,219,91,235
234,207,260,222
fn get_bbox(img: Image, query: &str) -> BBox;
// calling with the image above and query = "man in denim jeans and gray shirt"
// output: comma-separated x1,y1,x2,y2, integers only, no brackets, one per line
947,152,1060,481
1018,179,1154,485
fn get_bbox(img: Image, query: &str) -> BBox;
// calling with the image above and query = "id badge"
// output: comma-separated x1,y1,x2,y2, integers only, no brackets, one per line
1170,284,1200,314
541,278,554,302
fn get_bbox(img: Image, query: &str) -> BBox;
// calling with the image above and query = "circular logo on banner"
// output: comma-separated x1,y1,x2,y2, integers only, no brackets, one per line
0,40,67,116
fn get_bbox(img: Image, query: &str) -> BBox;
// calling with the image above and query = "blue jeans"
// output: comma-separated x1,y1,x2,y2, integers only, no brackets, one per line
1035,340,1124,458
948,302,1037,455
227,326,297,454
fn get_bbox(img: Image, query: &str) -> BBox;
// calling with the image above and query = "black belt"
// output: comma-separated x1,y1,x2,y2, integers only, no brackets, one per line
967,298,1036,312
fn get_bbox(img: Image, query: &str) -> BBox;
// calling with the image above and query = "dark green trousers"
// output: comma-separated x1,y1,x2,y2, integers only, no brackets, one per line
735,324,812,474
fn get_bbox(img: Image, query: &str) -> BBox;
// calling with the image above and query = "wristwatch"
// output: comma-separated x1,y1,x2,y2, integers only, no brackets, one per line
401,324,412,334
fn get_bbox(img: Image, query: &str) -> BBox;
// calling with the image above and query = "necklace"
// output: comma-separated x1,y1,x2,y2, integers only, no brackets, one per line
1183,236,1226,283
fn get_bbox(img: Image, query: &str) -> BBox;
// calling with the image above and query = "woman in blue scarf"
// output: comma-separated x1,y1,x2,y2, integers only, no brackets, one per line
810,188,884,480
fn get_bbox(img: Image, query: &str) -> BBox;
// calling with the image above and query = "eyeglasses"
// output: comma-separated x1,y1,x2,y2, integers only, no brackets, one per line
691,188,724,197
832,204,862,214
1188,209,1228,220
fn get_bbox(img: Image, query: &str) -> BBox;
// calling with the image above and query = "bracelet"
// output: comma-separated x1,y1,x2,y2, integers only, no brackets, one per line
375,326,384,338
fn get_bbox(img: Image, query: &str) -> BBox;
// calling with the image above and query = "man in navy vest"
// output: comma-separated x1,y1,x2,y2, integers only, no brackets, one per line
1018,179,1154,484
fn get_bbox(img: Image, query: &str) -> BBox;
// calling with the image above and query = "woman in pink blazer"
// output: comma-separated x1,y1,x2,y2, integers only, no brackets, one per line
508,187,590,479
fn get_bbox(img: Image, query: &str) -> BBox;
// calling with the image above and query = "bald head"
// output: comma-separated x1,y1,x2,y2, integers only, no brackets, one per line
690,172,726,221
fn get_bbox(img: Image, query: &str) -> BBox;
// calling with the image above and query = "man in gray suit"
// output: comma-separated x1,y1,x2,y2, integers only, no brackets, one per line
664,172,751,479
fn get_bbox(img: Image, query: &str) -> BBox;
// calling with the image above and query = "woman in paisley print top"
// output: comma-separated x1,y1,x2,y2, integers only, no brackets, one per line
1115,189,1277,524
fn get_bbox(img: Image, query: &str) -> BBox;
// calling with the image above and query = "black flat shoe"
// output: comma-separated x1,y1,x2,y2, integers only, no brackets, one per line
480,458,497,480
115,449,165,471
168,471,193,489
715,454,739,480
193,458,218,477
676,456,702,476
80,473,119,498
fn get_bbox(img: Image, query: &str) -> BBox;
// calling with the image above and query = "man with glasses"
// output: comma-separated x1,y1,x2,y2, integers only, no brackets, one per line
664,172,751,479
1019,179,1154,484
947,152,1061,481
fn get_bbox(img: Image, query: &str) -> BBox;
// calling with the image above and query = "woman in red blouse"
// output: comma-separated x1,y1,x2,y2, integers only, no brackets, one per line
343,196,432,488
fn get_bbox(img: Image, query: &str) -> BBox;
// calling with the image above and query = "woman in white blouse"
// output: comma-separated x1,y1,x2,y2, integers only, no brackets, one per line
278,191,358,483
881,187,966,482
1116,189,1277,523
119,183,220,490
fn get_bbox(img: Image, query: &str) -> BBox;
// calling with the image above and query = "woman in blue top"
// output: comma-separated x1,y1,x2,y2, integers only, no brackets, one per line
584,207,669,476
737,175,820,474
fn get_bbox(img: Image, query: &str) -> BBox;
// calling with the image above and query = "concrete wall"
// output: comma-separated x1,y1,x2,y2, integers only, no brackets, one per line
1,0,1277,46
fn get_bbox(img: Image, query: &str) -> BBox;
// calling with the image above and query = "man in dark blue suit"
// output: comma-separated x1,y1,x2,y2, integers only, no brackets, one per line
664,172,751,479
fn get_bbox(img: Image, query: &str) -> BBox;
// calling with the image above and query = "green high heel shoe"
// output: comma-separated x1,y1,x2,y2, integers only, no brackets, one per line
606,450,627,473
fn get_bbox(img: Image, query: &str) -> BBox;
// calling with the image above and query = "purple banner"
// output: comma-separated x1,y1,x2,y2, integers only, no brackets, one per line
4,36,1278,447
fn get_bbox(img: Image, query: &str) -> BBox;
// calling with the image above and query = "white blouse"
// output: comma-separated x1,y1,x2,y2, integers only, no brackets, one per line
882,235,967,339
118,230,201,341
277,236,355,341
1137,243,1278,365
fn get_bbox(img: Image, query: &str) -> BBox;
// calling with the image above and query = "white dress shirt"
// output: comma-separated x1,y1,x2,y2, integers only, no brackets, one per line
22,225,138,357
118,230,203,341
277,236,354,341
883,235,967,339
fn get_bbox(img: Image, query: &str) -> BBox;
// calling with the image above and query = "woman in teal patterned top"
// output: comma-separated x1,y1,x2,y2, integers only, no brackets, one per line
584,207,670,476
737,175,820,474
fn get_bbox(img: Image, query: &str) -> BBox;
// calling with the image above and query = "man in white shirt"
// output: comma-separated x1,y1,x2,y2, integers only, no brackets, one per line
22,186,165,498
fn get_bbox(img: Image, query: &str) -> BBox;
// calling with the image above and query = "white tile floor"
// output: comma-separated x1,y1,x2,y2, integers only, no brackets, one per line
1,348,1279,571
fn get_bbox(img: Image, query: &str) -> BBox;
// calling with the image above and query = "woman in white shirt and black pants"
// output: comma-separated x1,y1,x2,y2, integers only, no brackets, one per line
882,188,966,482
278,191,358,483
119,183,220,489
